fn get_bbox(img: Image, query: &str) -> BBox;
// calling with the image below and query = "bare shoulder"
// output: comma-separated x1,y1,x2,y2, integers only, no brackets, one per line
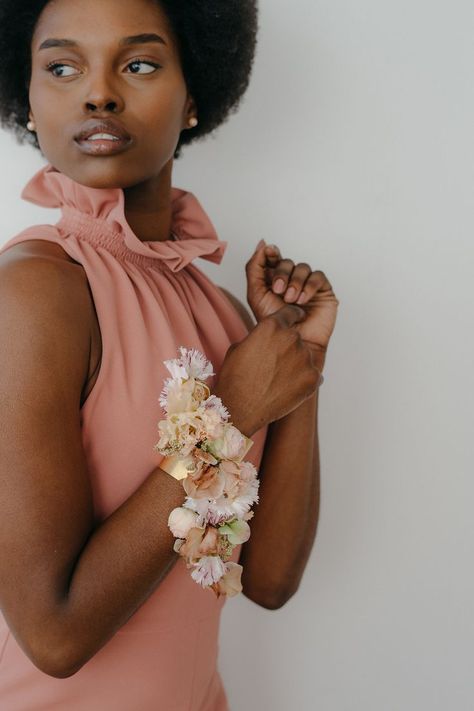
0,238,81,267
0,239,96,401
218,286,255,332
0,239,93,338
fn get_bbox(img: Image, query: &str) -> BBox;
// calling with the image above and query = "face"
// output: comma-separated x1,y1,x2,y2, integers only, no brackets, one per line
28,0,196,189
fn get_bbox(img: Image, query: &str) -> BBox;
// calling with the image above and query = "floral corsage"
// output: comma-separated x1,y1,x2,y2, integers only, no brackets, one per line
153,347,259,598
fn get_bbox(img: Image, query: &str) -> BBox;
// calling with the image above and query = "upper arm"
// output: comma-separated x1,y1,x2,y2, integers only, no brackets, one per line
218,286,255,332
0,252,95,663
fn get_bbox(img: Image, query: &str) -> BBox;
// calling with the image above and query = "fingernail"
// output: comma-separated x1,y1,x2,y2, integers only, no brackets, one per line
285,287,297,301
273,279,285,294
296,292,307,304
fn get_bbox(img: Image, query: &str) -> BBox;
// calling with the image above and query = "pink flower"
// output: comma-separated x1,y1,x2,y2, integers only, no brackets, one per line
190,555,227,587
183,463,225,500
216,460,260,517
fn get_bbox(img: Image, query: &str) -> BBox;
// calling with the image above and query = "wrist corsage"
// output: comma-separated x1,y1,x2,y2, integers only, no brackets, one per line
153,347,259,598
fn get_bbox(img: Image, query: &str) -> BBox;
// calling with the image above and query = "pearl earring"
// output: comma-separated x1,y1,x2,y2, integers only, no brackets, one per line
26,120,36,131
188,117,198,128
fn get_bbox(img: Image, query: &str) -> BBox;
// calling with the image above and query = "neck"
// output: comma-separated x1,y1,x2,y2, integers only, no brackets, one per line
122,159,174,243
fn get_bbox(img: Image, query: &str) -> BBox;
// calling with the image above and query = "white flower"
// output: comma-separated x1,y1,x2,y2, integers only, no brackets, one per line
208,491,259,520
162,361,189,381
155,408,211,455
173,539,185,553
168,507,200,538
164,347,214,383
204,395,230,421
200,408,226,439
183,496,212,520
190,555,226,587
207,425,248,461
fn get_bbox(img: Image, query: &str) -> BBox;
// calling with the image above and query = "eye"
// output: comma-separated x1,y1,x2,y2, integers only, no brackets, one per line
45,58,161,78
46,62,78,78
125,59,161,74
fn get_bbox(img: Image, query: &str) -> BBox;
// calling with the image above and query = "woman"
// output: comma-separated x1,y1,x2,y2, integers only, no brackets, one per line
0,0,339,709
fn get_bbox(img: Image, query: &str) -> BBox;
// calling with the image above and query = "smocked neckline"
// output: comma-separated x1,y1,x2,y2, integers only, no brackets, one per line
20,163,227,272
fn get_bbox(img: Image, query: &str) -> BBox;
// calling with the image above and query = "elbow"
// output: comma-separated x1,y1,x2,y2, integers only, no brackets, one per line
24,631,86,679
243,579,298,610
257,588,297,610
29,650,83,679
34,648,86,679
40,658,85,680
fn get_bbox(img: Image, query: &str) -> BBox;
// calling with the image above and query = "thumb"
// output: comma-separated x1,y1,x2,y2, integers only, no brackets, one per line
269,303,307,329
245,239,268,289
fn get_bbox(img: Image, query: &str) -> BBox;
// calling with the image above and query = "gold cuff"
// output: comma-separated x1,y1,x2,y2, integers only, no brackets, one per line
236,435,254,461
159,455,192,481
160,433,254,480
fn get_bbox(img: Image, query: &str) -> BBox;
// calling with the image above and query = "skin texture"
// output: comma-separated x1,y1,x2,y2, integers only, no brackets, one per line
0,0,340,678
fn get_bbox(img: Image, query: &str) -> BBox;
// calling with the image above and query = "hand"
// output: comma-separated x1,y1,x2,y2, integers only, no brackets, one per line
213,304,321,437
245,240,340,365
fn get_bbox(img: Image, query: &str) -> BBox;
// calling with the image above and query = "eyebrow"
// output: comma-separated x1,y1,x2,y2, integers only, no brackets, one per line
38,33,167,51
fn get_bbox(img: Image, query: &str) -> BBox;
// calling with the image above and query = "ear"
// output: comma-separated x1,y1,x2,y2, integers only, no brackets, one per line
182,94,197,128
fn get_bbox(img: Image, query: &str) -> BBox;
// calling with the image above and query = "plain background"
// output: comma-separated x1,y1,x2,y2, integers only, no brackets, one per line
1,0,473,709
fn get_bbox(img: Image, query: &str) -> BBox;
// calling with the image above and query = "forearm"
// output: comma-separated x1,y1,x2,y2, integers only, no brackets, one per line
41,467,185,677
239,388,320,608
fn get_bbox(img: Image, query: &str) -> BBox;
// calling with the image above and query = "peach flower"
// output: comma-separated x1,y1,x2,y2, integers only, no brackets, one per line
168,507,199,539
213,562,243,597
183,462,225,500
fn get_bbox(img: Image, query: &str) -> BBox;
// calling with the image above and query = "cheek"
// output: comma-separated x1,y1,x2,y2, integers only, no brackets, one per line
29,75,65,135
146,80,188,133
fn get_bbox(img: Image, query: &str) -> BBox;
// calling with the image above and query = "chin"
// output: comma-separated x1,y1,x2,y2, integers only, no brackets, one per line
57,158,138,190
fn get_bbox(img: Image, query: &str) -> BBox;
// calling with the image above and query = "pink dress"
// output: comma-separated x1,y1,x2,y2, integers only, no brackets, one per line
0,163,268,710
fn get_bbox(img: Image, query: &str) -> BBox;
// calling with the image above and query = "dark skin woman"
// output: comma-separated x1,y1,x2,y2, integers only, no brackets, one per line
0,0,339,678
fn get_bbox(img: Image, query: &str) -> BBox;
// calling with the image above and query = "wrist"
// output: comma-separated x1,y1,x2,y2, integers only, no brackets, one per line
304,342,327,374
212,383,257,438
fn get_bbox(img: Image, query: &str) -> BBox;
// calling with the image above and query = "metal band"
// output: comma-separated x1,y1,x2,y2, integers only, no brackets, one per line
160,433,255,480
235,435,254,461
159,455,192,481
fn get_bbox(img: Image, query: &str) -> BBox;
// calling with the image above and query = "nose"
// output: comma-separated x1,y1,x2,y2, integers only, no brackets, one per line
83,71,125,113
86,98,119,112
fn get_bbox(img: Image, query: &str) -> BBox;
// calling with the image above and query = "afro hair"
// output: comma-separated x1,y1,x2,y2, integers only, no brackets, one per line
0,0,258,158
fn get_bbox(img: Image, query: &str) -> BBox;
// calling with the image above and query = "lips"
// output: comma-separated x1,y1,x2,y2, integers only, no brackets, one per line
74,118,131,142
74,118,132,156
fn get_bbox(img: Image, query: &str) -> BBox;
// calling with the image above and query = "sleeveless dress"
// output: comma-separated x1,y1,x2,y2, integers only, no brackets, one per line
0,163,268,711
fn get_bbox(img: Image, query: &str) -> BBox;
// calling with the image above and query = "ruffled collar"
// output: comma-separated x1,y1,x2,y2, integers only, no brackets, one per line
20,163,227,272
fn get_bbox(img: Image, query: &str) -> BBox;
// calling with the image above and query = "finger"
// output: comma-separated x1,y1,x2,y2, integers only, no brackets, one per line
268,303,306,329
271,258,295,294
263,244,282,267
262,245,281,285
282,262,313,303
295,270,326,304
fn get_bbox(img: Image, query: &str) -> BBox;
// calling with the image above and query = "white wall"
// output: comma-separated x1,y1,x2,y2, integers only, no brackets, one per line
1,0,473,709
